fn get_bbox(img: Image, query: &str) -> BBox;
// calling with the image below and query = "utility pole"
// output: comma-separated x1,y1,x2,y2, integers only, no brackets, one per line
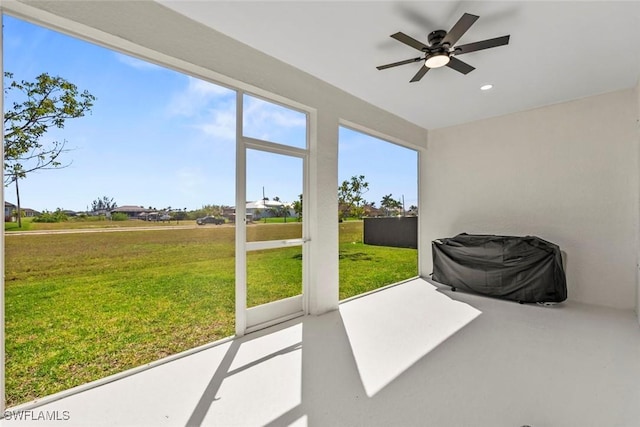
402,194,405,217
262,186,267,223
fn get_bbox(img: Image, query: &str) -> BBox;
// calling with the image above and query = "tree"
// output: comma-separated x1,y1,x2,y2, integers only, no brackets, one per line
91,196,117,213
380,194,402,216
292,194,303,222
172,208,187,222
268,196,289,223
32,208,68,223
280,205,291,223
4,72,96,181
187,204,226,220
4,72,96,227
338,175,369,218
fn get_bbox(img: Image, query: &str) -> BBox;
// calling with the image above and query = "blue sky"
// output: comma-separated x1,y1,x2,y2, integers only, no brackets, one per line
3,15,417,212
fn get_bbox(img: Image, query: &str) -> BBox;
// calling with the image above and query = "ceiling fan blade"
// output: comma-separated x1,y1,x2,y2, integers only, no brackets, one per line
454,35,510,55
376,57,423,70
442,13,479,46
446,57,475,75
410,65,430,82
390,32,428,51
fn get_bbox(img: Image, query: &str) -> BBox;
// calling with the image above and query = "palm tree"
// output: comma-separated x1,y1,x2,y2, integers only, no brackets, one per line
381,194,402,216
292,194,303,222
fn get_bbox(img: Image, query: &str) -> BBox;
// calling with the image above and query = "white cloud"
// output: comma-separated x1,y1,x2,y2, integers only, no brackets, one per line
195,108,236,140
165,76,237,142
166,78,306,145
189,77,233,97
114,52,163,71
243,96,306,143
168,76,234,118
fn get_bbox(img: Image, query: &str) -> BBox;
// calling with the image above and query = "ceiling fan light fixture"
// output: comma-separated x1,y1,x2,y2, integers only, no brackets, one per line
377,12,510,82
424,52,450,68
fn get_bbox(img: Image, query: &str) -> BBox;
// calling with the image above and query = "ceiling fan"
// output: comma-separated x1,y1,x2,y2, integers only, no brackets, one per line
377,13,510,82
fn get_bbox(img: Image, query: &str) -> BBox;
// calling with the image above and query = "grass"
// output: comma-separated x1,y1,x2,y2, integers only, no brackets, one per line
255,217,301,224
4,221,416,407
338,220,417,298
6,217,197,231
5,227,236,406
4,218,34,231
247,247,303,307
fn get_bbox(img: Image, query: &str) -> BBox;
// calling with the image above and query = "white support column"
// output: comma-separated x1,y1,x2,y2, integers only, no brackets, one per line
234,91,246,336
417,144,429,279
306,111,339,315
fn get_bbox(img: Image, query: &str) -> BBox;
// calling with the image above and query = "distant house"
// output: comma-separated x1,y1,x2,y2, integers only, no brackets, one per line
405,207,418,217
222,206,236,219
4,201,41,221
111,205,149,219
141,211,166,221
245,200,295,220
22,208,41,218
4,202,16,221
363,204,384,217
90,209,111,217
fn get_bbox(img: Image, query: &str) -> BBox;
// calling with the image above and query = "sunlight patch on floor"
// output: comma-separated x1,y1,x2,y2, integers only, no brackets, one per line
340,279,481,396
203,323,303,426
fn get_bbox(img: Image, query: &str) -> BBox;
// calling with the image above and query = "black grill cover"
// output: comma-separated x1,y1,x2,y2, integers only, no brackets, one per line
432,233,567,303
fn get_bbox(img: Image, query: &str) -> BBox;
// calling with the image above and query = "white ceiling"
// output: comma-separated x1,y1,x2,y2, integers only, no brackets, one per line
159,1,640,129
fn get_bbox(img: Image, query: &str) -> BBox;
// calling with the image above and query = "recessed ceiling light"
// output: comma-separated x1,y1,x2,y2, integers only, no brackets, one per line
480,84,493,91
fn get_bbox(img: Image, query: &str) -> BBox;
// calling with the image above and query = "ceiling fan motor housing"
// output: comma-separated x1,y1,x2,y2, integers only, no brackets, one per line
427,30,447,47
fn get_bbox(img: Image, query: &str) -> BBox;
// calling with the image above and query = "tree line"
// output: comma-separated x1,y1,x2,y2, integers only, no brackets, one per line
338,175,414,219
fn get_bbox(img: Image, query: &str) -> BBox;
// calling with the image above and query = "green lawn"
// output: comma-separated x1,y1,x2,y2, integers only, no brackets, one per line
4,218,34,231
6,217,197,231
4,221,416,406
254,216,301,224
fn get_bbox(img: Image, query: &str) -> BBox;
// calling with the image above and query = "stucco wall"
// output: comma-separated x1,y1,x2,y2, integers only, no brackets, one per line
423,89,639,310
